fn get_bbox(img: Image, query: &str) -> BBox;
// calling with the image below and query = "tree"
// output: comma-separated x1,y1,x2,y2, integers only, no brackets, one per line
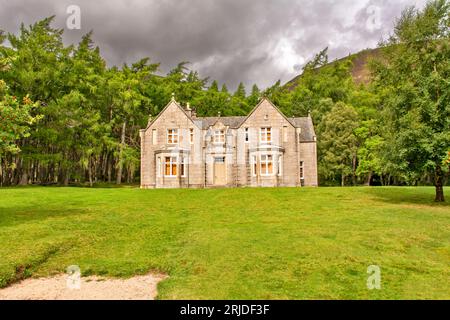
319,102,360,186
108,61,154,184
221,84,229,94
0,77,39,186
0,79,38,155
209,80,219,92
262,80,291,112
371,0,450,201
303,47,329,71
247,84,261,106
290,48,354,120
234,82,246,99
355,121,383,185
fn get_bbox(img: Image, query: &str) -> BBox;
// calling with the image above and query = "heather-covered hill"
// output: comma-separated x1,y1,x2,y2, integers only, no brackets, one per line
284,48,383,90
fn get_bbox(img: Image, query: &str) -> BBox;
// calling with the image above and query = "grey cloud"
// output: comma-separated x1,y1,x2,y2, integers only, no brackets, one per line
0,0,427,90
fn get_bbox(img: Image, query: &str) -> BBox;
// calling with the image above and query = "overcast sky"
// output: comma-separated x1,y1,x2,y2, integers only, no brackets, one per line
0,0,427,90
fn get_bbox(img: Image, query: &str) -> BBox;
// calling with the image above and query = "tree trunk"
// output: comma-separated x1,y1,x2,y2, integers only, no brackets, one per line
352,154,357,186
341,174,345,187
116,121,126,185
64,170,70,186
107,155,112,183
435,164,445,202
19,171,28,185
88,158,93,187
366,171,373,186
0,158,3,187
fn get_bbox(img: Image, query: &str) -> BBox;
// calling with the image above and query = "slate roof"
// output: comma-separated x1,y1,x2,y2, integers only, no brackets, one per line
146,98,316,142
196,116,247,129
193,116,316,142
289,117,316,142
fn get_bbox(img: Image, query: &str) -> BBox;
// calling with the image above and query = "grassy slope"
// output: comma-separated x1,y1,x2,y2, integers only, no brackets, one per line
284,48,382,90
0,186,449,300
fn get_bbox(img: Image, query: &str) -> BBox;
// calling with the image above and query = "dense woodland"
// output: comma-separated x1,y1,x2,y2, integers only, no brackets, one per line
0,0,449,201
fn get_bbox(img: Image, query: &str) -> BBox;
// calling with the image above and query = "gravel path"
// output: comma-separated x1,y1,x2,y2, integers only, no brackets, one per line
0,273,167,300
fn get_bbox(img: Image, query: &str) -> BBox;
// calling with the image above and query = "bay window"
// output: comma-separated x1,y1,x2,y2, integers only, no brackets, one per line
260,154,274,176
164,156,177,177
278,155,283,176
180,157,187,177
157,157,162,177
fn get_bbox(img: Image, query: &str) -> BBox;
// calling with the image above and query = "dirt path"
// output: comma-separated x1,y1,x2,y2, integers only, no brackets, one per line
0,273,167,300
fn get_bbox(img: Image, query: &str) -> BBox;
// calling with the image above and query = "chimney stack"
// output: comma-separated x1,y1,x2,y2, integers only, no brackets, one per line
185,102,193,118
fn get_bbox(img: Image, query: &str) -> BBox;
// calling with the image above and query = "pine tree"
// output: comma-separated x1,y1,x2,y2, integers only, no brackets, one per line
209,80,219,92
234,82,246,99
247,84,261,106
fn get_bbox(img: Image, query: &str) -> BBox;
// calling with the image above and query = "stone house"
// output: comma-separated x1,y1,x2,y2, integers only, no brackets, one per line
140,97,318,188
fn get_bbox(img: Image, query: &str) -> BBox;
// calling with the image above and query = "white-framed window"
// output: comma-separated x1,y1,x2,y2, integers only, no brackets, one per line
245,128,249,143
157,157,162,177
260,127,272,143
214,130,225,143
251,155,257,176
180,157,187,177
152,129,158,145
260,154,274,176
278,155,283,176
214,156,226,165
300,161,305,180
164,156,177,177
189,128,194,144
167,129,178,144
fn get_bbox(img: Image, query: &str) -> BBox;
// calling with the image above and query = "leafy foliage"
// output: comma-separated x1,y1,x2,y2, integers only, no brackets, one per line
0,1,448,201
371,0,450,201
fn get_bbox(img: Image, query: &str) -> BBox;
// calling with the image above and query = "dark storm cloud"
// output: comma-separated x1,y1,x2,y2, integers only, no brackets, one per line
0,0,427,90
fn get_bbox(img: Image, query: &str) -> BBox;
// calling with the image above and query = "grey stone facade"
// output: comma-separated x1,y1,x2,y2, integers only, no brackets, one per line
140,98,318,188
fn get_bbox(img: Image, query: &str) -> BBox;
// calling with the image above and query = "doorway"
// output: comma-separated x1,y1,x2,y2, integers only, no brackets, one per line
213,157,226,186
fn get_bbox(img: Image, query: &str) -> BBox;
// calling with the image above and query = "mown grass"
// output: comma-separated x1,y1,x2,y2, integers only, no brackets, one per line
0,186,449,299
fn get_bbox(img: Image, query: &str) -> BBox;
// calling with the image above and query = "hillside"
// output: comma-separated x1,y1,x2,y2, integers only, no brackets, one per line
284,47,383,90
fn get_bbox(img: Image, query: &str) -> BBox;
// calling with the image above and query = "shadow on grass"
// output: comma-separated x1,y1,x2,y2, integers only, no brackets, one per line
361,187,450,207
0,207,90,228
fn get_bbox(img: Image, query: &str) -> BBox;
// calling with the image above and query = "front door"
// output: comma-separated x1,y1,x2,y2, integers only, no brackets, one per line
214,157,226,186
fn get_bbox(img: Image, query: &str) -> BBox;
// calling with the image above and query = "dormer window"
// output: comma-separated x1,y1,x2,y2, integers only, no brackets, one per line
167,129,178,144
260,127,272,143
214,130,225,143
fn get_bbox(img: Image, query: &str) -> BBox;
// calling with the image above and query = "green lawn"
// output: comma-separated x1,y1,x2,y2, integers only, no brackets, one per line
0,186,449,300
